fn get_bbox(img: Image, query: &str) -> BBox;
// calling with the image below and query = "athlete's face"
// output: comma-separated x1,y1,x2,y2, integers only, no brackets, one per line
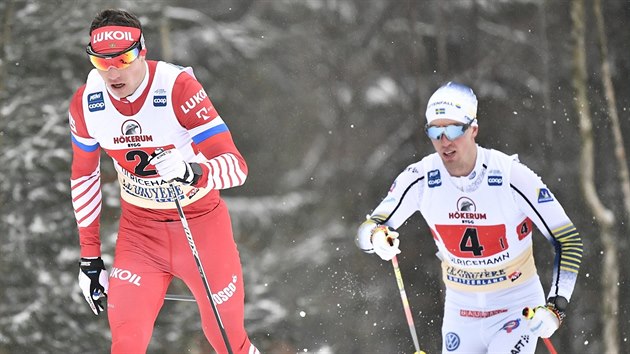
428,118,478,177
96,55,146,98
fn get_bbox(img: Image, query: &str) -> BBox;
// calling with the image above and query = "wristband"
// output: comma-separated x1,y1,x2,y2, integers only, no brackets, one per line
546,296,567,324
189,162,202,186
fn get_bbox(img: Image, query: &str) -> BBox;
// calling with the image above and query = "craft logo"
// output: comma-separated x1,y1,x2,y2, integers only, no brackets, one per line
428,169,442,188
113,119,154,147
87,91,105,112
488,175,503,186
511,334,530,353
445,332,460,351
153,95,167,107
537,188,554,203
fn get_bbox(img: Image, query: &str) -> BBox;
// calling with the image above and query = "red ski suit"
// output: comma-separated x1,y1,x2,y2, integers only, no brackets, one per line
69,60,257,353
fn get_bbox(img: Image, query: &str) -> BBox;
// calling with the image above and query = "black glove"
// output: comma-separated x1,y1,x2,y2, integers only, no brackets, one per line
78,257,109,315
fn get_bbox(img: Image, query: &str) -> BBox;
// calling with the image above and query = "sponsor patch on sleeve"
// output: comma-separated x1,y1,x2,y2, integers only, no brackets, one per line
537,188,554,203
153,95,167,106
487,175,503,186
87,91,105,112
428,169,442,188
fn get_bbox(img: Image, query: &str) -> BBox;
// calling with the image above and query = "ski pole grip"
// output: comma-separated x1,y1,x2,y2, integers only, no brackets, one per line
522,307,534,320
152,147,164,158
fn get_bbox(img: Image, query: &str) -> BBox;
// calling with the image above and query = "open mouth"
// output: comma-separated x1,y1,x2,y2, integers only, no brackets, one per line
111,83,125,89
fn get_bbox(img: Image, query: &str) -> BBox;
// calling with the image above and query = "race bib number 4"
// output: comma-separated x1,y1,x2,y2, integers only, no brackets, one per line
435,224,508,258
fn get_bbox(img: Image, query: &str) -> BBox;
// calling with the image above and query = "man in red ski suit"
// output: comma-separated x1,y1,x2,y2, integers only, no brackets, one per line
69,8,259,354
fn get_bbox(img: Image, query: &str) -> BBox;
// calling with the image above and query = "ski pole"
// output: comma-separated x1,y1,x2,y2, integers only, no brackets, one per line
391,255,426,354
165,294,196,302
151,147,233,353
542,338,558,354
168,182,234,354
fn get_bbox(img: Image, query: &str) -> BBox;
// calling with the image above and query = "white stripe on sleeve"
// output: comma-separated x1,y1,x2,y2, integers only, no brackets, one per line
71,167,102,227
225,153,247,185
204,153,247,190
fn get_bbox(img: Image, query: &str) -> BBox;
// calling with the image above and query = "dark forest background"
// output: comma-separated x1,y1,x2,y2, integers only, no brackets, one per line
1,0,628,353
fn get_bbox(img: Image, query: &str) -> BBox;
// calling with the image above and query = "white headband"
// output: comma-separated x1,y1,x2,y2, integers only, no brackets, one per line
425,82,478,126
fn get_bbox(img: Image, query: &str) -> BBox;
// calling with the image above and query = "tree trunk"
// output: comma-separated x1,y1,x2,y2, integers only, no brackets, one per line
537,0,553,164
434,0,447,74
593,0,630,225
160,13,172,63
570,0,619,353
0,0,16,94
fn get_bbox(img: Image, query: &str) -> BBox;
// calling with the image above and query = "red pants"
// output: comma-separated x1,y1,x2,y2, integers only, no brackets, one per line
107,201,257,354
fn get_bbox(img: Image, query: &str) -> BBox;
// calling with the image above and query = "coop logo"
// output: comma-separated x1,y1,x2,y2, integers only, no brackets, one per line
113,119,154,146
211,275,239,305
444,332,460,351
87,91,105,112
427,169,442,188
153,95,167,107
488,175,503,186
110,267,141,286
